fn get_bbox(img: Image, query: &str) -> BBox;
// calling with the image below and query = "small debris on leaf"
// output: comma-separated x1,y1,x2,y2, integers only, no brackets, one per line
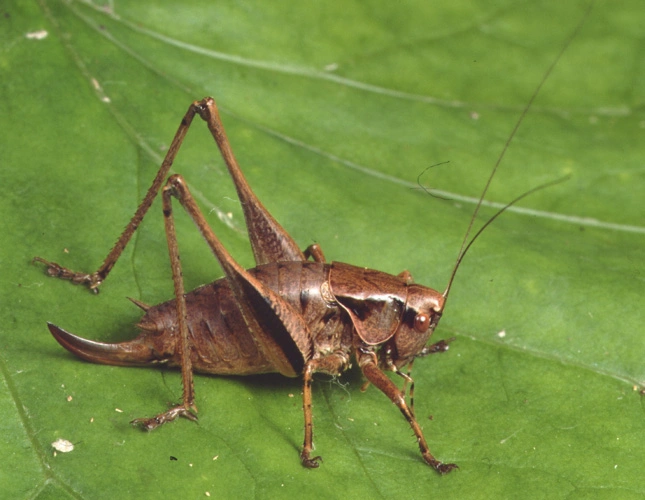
26,30,48,40
52,438,74,453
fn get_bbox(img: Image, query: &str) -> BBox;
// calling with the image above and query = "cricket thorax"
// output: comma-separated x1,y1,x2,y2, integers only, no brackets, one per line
249,262,353,360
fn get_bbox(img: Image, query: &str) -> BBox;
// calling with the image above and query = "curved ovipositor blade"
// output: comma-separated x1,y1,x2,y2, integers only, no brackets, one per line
47,323,165,367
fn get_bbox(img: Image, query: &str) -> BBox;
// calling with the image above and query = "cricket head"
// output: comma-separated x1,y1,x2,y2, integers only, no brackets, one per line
386,284,445,369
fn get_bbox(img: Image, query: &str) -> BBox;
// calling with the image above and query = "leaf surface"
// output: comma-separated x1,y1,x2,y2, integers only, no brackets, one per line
2,1,644,498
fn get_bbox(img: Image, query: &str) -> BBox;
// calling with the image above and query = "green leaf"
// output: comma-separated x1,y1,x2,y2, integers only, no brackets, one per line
2,0,644,498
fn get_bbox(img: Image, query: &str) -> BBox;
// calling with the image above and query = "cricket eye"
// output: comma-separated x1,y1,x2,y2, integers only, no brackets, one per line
413,313,430,333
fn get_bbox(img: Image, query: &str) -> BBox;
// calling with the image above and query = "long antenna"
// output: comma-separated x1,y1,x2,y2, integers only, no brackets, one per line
442,4,593,300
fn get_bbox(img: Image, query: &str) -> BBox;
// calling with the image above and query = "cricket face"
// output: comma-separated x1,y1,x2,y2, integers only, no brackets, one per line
387,284,445,369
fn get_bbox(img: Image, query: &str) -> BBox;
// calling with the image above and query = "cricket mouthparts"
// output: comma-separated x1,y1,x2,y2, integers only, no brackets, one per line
47,322,160,366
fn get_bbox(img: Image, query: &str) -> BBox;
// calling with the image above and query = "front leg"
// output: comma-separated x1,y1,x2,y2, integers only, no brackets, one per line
359,351,457,474
417,337,455,357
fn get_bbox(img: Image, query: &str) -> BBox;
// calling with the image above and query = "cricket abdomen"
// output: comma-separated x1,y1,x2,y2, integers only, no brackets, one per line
139,278,276,375
138,261,351,376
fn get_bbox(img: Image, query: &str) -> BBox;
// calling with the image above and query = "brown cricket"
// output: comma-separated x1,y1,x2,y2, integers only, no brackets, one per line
34,12,587,474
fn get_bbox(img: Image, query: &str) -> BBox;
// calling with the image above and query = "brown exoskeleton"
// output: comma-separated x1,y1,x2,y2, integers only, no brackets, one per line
34,11,587,474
